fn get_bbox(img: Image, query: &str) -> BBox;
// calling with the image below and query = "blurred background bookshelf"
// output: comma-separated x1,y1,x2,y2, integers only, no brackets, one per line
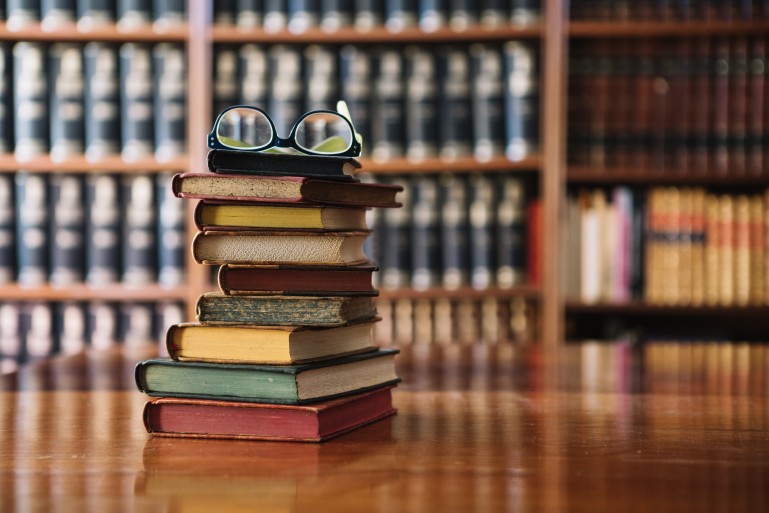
0,0,767,393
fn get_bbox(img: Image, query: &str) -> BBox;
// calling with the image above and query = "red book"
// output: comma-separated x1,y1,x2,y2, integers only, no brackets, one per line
218,264,378,296
527,199,542,286
143,386,397,442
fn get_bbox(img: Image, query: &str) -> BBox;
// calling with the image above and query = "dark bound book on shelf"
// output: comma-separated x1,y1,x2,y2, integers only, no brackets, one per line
236,0,263,29
503,41,539,161
690,38,712,173
86,174,121,287
263,0,288,32
153,0,186,30
156,173,185,288
712,38,730,175
268,45,303,137
142,386,396,442
437,46,473,160
41,0,76,31
404,46,439,161
339,45,372,150
511,0,540,24
480,0,505,27
371,49,405,162
354,0,383,30
120,43,155,162
448,0,476,30
728,37,749,176
55,302,87,356
84,43,121,162
117,0,153,29
419,0,447,32
304,44,337,111
213,45,240,118
468,173,495,289
238,44,268,107
207,150,361,180
384,0,418,31
439,172,469,289
0,175,14,284
135,348,401,405
380,176,411,289
0,44,12,154
7,0,40,30
410,175,440,290
14,42,49,162
0,303,22,371
120,302,156,348
88,301,118,350
747,38,765,175
320,0,353,31
122,175,157,286
495,175,527,288
218,264,379,296
77,0,115,29
153,43,187,162
50,43,85,162
20,301,56,363
214,0,237,25
16,173,49,287
470,44,506,162
49,174,86,287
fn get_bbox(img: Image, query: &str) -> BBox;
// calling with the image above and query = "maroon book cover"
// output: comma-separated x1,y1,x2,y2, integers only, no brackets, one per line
143,386,397,442
728,37,748,176
690,38,712,174
747,38,765,175
711,38,730,175
218,264,378,296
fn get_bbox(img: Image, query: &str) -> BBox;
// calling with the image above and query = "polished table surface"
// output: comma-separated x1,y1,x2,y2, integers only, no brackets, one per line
1,343,768,513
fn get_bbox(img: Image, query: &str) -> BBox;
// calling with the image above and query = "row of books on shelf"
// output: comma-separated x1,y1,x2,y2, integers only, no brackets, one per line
564,186,769,306
570,0,769,22
0,0,186,31
0,41,186,162
215,41,538,163
365,172,538,291
214,0,542,32
0,172,185,288
0,300,184,374
568,37,769,175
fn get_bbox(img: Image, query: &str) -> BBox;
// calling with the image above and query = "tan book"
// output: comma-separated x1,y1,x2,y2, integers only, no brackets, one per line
749,195,765,304
718,195,735,306
194,202,368,231
690,189,706,306
677,188,693,306
733,195,751,306
644,188,662,304
704,194,720,306
661,187,680,306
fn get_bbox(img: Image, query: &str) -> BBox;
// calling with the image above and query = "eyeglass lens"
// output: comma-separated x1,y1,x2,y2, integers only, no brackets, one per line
216,108,354,154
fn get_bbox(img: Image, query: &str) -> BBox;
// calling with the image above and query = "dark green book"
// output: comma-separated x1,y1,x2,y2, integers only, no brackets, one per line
135,348,400,405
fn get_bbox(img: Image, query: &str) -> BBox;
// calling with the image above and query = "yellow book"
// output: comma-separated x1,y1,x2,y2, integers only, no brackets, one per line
194,202,368,231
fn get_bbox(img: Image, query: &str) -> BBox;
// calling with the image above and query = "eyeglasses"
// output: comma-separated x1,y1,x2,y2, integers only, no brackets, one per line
208,100,362,157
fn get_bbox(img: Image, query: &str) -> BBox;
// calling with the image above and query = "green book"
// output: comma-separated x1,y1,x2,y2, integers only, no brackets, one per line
135,348,400,405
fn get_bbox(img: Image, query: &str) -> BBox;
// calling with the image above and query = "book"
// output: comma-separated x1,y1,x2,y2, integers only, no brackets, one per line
16,173,49,287
437,47,473,160
303,44,337,110
409,175,440,290
267,45,303,136
13,42,49,162
235,0,262,28
172,173,403,208
191,230,370,266
135,348,401,404
0,44,12,154
468,173,495,289
371,48,405,161
49,174,85,286
339,45,373,146
0,175,15,284
77,0,115,29
85,174,121,286
120,43,155,161
480,0,506,28
419,0,447,32
213,0,236,25
470,44,505,161
384,0,418,31
156,173,186,288
20,301,55,362
195,292,377,327
379,176,411,288
238,44,268,106
439,172,468,289
404,46,439,161
56,301,87,355
167,318,378,364
193,202,368,231
119,302,156,348
264,0,288,32
122,175,157,285
217,264,379,296
288,0,320,33
354,0,383,30
320,0,353,31
0,302,21,370
7,0,40,30
206,150,361,180
495,175,527,288
448,0,476,30
213,45,239,117
49,43,85,162
142,386,396,442
153,43,187,162
117,0,153,29
88,301,118,349
153,0,186,30
84,42,120,162
503,41,539,161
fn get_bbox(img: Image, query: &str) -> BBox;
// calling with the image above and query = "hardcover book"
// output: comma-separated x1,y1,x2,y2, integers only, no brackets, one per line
217,264,379,296
85,174,121,286
142,386,396,442
153,43,187,162
167,318,378,364
191,230,370,266
120,43,155,161
16,173,49,287
135,348,400,404
207,150,361,180
50,174,86,286
84,42,121,161
172,172,402,208
195,292,377,327
194,202,368,231
49,43,85,162
14,42,49,162
0,175,14,284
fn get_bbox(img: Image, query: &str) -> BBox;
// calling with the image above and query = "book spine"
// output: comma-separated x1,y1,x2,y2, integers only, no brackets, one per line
371,48,405,161
153,43,187,162
49,43,85,162
122,174,156,285
0,302,21,371
503,41,539,161
213,44,240,118
495,175,527,288
728,37,749,176
410,175,440,290
404,46,438,161
510,0,540,24
439,173,468,289
235,0,263,29
419,0,447,32
263,0,288,32
287,0,319,33
734,194,751,305
88,301,118,349
689,188,705,305
84,42,121,161
480,0,506,28
14,42,49,162
690,38,712,173
470,44,506,162
86,173,121,286
7,0,40,29
448,0,476,30
384,0,418,32
748,195,764,304
214,0,237,25
468,173,495,289
669,40,691,172
56,301,87,355
747,37,765,175
380,176,411,289
339,45,373,147
120,302,156,348
15,173,49,287
304,44,338,111
267,45,303,136
238,44,268,106
77,0,114,29
156,173,186,288
712,38,730,174
153,0,186,30
49,174,85,286
120,43,155,161
41,0,76,29
437,46,473,160
354,0,383,31
20,301,56,362
0,175,14,284
0,44,12,154
117,0,153,29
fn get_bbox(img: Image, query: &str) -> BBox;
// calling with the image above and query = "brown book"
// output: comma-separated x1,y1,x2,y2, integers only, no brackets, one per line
717,195,735,306
191,230,370,266
690,38,712,173
217,264,378,296
749,195,765,304
712,38,730,175
172,172,402,208
631,41,655,170
747,38,765,175
728,37,749,176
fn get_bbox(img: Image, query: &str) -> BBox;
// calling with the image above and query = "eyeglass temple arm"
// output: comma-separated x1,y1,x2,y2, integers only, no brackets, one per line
336,100,363,145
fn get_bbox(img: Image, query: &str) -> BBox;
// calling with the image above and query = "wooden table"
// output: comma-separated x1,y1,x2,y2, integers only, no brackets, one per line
1,344,768,512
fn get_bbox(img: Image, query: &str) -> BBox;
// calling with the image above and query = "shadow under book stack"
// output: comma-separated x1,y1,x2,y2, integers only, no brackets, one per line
135,150,404,442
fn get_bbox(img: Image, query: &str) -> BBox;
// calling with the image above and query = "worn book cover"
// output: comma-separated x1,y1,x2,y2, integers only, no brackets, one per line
207,149,361,179
217,264,379,296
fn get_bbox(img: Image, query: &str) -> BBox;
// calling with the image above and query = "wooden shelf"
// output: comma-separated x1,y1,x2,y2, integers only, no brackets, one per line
212,24,543,44
569,20,769,37
0,154,189,173
0,284,189,302
567,167,769,185
360,155,542,175
566,301,769,316
0,21,187,42
378,285,541,301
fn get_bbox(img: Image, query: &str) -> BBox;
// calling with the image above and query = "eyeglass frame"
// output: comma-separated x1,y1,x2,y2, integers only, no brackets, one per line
207,104,362,157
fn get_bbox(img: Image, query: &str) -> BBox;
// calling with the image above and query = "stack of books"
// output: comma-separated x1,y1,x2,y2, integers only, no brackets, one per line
135,150,404,442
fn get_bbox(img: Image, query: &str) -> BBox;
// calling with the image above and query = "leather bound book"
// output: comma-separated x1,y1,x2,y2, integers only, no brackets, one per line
218,264,378,296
